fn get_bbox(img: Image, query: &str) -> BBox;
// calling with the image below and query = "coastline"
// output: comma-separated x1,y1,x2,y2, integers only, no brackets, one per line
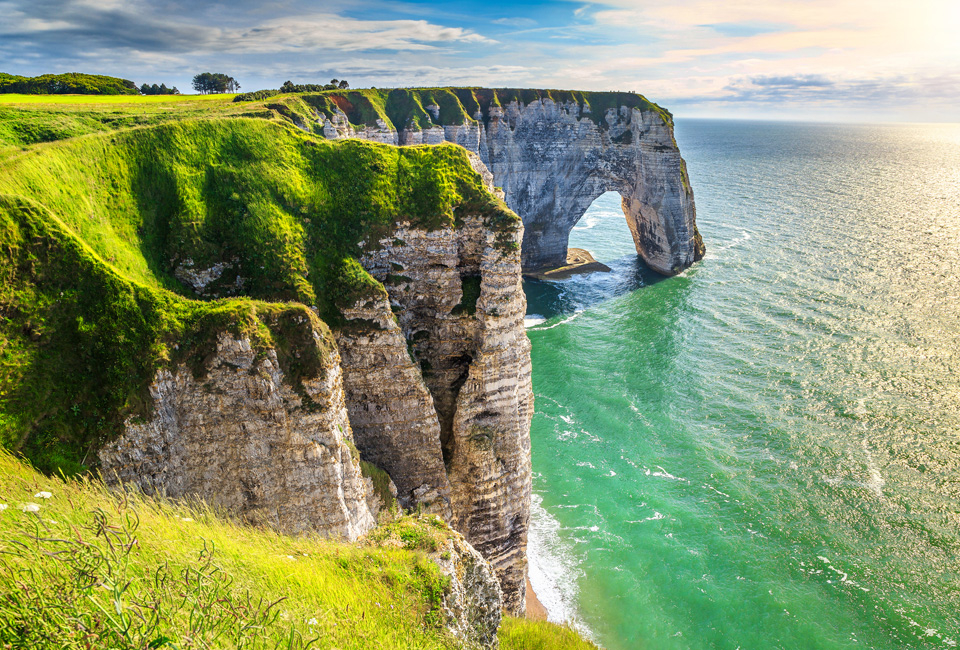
526,493,595,640
523,248,611,281
526,578,549,621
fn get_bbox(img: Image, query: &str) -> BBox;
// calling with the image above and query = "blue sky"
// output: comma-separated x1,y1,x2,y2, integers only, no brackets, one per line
1,0,958,121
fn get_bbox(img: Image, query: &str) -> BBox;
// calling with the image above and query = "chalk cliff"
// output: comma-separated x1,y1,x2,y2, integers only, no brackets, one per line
304,88,704,274
1,90,703,626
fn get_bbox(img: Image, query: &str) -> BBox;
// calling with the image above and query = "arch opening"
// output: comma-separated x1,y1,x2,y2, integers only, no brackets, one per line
567,190,637,266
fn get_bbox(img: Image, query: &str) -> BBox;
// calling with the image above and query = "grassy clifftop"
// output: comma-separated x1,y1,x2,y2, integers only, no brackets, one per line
0,117,516,475
263,87,672,132
0,87,672,156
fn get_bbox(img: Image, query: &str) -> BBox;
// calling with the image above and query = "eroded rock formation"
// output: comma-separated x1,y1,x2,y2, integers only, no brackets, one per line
100,330,380,540
96,145,534,614
317,89,704,275
352,215,533,612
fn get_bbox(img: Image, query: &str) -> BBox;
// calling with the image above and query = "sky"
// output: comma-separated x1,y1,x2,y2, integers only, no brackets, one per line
1,0,959,121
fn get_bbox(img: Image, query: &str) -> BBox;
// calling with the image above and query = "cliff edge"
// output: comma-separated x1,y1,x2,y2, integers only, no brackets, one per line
262,88,704,275
0,118,531,613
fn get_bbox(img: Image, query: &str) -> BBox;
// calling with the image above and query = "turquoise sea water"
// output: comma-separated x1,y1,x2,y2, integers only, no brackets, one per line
524,120,960,649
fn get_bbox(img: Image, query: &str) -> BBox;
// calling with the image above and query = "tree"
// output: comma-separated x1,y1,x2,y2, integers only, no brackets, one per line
192,72,240,94
338,80,349,89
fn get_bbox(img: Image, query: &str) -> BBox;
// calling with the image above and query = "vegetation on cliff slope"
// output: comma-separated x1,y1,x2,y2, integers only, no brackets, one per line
0,117,516,475
0,450,587,649
0,72,139,96
256,87,673,132
0,95,599,650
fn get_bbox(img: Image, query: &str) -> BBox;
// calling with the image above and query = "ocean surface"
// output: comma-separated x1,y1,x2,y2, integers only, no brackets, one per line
523,119,960,649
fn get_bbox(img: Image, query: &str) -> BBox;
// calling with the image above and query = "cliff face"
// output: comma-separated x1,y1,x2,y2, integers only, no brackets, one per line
97,211,533,612
100,329,380,540
1,92,700,620
0,119,532,615
353,215,533,612
314,88,704,275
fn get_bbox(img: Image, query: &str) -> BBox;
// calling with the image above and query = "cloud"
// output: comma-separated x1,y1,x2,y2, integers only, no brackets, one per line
492,17,537,28
0,0,495,58
750,74,833,87
705,71,960,106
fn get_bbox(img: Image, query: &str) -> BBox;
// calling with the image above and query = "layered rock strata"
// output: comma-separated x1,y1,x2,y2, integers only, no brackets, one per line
100,330,378,540
101,201,533,614
342,214,533,613
319,91,703,275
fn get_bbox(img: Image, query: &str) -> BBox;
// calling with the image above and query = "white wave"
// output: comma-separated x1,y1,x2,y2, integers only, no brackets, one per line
714,231,753,253
627,511,666,524
524,314,547,328
527,494,595,640
861,439,886,498
573,215,600,230
645,465,691,483
527,311,584,331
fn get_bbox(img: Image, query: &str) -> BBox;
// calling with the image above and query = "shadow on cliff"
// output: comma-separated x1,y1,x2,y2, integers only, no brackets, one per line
522,254,672,321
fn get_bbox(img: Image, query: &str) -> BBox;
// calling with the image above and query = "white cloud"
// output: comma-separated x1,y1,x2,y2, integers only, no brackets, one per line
228,15,496,53
492,17,537,28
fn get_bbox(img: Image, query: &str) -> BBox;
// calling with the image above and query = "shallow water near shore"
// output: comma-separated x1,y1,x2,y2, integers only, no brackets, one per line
524,119,960,649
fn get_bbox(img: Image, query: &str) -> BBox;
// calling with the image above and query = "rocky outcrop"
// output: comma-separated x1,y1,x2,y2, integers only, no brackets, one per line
100,328,379,540
100,184,533,614
316,88,703,275
340,210,532,613
434,524,504,649
334,294,454,519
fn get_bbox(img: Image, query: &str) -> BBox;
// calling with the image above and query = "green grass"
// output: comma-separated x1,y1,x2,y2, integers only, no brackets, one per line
0,117,516,475
0,94,235,105
0,451,592,649
0,450,457,649
498,618,598,650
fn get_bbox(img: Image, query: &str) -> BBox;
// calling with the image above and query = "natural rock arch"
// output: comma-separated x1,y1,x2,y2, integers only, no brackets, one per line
317,89,705,275
476,99,704,275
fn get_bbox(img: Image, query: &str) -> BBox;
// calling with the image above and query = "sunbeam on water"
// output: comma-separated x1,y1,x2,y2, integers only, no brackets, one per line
524,120,960,649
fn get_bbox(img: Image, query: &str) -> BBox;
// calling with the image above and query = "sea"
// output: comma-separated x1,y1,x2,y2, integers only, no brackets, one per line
523,119,960,649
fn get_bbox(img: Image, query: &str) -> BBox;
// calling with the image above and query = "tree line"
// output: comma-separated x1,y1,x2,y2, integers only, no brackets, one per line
232,79,351,102
192,73,241,94
0,72,139,95
280,79,350,93
139,83,179,95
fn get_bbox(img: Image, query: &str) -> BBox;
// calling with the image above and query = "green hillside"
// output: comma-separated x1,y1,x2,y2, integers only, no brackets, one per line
0,117,514,475
0,72,139,96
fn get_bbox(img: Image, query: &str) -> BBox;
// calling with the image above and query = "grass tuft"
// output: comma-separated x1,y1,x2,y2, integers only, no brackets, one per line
498,617,599,650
